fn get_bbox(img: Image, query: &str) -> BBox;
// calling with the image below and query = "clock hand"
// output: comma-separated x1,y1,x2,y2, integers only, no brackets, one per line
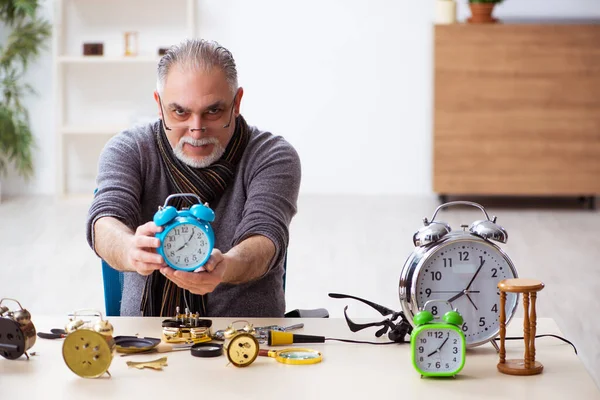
465,258,486,291
447,290,465,303
466,294,478,311
448,259,486,303
430,291,464,294
427,348,439,357
427,336,450,357
437,336,450,351
431,290,481,294
175,229,196,252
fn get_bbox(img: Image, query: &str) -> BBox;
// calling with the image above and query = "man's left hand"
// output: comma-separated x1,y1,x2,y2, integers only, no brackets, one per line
160,249,227,295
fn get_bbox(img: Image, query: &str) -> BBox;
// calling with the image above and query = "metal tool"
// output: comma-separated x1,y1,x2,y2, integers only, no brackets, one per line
119,342,194,357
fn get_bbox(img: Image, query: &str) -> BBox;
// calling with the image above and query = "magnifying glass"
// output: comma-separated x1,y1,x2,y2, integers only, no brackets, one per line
258,348,322,365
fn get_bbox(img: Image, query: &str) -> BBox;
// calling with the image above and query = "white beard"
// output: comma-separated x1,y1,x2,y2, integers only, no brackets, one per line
174,137,225,168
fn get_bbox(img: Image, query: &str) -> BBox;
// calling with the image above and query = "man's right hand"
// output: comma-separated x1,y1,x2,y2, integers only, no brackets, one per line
126,221,166,276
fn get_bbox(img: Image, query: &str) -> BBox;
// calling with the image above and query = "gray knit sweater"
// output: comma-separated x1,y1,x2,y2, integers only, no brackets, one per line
86,119,301,317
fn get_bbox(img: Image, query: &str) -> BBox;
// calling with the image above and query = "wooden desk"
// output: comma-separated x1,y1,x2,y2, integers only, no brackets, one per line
1,317,598,399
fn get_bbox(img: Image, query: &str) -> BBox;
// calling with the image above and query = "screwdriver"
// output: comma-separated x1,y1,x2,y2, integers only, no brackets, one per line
267,330,325,346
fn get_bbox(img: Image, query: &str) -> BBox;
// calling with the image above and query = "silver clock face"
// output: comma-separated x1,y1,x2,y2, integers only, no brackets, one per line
163,223,210,269
413,328,465,374
414,240,518,346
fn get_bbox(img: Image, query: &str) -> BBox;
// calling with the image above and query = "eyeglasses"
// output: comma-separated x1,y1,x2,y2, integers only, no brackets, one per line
158,91,238,133
328,292,413,343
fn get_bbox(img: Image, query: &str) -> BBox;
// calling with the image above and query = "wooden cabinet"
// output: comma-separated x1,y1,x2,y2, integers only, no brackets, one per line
433,23,600,198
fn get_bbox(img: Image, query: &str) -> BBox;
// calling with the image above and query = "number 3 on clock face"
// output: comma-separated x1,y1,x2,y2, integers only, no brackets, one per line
415,240,518,347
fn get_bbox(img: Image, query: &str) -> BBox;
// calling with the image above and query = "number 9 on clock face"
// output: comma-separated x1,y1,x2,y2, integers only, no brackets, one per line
162,222,212,270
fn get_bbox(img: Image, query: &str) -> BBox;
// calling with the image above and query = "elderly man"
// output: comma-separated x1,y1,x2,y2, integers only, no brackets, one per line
86,38,300,317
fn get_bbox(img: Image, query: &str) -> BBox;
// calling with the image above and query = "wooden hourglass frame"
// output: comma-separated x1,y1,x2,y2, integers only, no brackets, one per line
497,278,545,376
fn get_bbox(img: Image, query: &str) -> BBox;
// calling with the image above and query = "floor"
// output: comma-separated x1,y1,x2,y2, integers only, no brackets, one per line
0,194,598,388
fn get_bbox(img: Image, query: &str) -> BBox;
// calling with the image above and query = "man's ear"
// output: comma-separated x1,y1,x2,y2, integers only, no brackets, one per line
153,91,163,119
234,87,244,116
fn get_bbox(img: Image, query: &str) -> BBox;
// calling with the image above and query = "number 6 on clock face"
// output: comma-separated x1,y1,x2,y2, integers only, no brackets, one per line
399,201,519,348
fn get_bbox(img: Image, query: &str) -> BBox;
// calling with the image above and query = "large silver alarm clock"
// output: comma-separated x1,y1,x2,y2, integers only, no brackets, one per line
399,201,519,348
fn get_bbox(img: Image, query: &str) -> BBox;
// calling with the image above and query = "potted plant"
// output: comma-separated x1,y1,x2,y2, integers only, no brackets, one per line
0,0,52,198
468,0,503,23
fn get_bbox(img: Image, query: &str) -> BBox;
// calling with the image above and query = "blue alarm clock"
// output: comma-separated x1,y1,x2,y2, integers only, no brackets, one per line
154,193,215,272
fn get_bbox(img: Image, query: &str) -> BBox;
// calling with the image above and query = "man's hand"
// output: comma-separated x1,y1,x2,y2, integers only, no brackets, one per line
160,249,227,295
126,221,166,276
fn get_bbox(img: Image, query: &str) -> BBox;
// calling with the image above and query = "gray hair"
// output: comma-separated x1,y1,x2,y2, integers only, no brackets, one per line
156,38,238,95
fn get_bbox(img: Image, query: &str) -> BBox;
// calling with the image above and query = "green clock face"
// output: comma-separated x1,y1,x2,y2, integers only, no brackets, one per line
411,324,466,376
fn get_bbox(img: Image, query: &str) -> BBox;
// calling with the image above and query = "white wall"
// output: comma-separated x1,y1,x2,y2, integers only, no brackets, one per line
3,0,600,196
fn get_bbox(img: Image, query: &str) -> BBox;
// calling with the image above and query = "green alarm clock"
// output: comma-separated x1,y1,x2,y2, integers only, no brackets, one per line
154,193,215,272
411,300,466,377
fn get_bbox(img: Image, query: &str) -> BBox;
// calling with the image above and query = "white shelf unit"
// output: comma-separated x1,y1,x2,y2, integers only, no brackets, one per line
53,0,196,197
57,55,162,64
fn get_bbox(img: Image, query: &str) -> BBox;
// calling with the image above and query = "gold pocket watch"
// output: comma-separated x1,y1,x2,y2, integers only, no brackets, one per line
0,298,36,360
62,310,116,378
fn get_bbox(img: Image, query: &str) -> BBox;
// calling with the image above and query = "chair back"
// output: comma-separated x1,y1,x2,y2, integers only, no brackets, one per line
101,260,124,317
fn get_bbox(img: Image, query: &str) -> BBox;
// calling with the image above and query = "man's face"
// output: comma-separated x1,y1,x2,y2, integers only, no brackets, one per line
154,67,243,168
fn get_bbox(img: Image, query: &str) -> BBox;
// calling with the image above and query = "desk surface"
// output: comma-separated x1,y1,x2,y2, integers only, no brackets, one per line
1,316,598,399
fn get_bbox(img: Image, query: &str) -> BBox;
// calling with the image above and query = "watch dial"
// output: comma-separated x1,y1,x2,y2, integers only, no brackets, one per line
163,223,210,269
415,240,518,346
413,328,464,374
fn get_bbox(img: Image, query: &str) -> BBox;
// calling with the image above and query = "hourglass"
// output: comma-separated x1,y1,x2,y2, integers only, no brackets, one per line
497,278,545,376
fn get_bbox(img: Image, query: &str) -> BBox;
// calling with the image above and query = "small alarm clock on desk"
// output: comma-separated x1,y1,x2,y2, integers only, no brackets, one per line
410,300,466,377
154,193,215,272
62,310,116,378
0,298,36,360
399,201,520,349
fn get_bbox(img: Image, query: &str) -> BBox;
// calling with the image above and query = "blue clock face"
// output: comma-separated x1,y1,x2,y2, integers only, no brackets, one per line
162,223,211,270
